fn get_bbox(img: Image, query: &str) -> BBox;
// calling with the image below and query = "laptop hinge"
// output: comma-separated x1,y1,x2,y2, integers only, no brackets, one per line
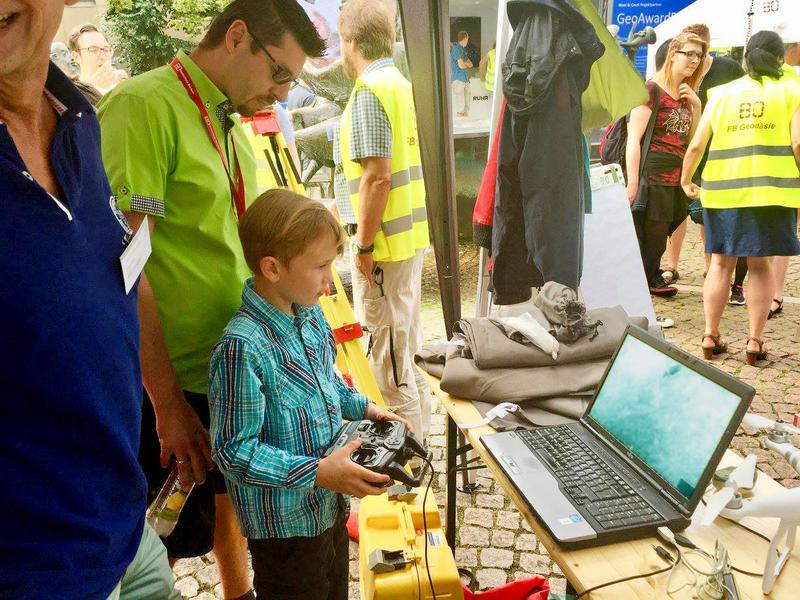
578,419,691,516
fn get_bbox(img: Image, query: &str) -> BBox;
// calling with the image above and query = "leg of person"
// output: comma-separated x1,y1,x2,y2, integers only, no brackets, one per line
700,226,710,276
213,493,253,599
745,256,773,362
702,253,736,357
248,524,337,599
451,81,465,117
327,499,351,600
641,219,674,294
106,524,180,600
463,79,471,116
729,256,748,305
351,254,423,436
663,217,688,283
407,250,432,442
181,392,252,597
769,255,789,318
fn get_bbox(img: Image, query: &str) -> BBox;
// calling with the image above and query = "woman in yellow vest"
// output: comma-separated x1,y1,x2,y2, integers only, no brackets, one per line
681,31,800,366
480,43,496,93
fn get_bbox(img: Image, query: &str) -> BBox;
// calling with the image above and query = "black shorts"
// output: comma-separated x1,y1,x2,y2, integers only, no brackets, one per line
139,389,227,559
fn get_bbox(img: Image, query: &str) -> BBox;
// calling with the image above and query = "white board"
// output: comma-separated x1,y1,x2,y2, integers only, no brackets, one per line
580,164,657,324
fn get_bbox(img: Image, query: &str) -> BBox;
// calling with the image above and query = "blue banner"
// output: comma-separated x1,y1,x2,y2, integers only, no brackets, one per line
612,1,695,73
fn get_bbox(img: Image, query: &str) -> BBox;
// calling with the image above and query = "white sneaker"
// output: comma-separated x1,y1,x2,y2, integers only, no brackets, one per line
656,316,674,329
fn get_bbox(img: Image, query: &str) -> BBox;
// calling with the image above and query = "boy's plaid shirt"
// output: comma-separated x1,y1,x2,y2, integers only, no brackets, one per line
209,279,368,538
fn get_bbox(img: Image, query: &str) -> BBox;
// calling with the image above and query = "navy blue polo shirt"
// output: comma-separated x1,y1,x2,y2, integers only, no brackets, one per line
0,64,146,599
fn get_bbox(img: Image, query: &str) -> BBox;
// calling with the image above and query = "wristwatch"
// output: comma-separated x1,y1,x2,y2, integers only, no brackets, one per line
354,241,374,255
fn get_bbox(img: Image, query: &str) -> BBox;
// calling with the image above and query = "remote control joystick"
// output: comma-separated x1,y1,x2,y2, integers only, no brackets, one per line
323,419,432,487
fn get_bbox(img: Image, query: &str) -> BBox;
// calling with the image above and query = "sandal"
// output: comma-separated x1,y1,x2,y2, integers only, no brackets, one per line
768,298,783,320
661,267,680,285
701,334,728,360
745,337,768,366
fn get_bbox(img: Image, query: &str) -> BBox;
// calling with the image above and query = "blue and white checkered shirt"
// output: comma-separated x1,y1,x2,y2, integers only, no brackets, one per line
209,279,369,538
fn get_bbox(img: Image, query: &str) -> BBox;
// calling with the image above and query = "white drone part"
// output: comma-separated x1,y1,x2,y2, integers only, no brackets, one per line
741,413,800,435
700,454,758,526
764,438,800,475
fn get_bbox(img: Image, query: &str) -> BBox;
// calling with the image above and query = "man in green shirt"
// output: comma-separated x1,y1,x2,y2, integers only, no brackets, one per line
98,1,325,596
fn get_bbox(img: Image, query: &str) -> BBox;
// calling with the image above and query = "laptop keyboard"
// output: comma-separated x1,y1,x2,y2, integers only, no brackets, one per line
519,428,663,529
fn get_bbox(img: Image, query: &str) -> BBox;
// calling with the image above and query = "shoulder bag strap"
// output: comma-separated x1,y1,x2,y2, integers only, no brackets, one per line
639,86,661,179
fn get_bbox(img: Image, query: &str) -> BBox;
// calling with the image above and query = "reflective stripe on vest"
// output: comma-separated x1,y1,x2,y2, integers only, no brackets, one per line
485,49,495,92
339,65,430,262
701,75,800,209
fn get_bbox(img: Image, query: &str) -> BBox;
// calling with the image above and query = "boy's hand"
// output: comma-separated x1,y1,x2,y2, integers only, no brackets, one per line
364,403,414,434
315,439,391,498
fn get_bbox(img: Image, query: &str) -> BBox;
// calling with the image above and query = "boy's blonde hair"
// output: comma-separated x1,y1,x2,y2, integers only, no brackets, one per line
239,189,345,272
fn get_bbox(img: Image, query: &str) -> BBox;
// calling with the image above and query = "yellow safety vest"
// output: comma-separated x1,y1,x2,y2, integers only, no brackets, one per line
340,65,429,262
782,63,800,80
701,75,800,209
484,49,496,92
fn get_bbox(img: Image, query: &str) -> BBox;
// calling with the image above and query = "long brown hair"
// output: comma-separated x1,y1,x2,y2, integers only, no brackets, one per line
658,32,708,91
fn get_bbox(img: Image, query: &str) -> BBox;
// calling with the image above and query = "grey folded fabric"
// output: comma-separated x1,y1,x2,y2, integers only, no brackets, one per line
535,281,601,343
456,306,647,369
413,342,449,379
440,344,608,403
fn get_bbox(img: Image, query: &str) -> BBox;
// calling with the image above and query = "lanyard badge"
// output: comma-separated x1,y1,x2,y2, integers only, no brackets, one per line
170,57,247,220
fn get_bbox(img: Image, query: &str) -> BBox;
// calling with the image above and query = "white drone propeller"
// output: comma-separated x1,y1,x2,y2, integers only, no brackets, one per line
741,413,800,435
700,453,758,526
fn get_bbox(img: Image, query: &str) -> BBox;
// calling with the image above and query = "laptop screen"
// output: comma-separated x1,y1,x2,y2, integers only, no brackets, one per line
587,334,742,500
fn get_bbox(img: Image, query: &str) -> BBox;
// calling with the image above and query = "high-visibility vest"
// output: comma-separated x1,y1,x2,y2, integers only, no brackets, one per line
782,63,800,80
701,74,800,209
339,65,429,262
484,48,496,92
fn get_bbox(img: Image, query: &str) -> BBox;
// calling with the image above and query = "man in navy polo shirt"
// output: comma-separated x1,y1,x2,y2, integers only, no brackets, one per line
0,1,177,598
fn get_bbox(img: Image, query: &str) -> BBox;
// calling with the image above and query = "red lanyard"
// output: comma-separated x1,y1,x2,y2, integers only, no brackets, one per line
170,57,246,220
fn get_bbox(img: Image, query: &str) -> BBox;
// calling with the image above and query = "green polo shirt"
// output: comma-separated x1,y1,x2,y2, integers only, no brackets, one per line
98,50,258,393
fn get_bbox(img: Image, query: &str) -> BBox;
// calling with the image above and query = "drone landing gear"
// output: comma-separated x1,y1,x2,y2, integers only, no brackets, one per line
763,521,797,594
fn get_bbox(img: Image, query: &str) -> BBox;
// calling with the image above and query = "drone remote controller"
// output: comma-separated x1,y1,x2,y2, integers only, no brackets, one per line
323,420,431,487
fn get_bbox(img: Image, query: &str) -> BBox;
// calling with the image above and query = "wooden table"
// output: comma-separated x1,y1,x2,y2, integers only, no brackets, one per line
422,371,800,598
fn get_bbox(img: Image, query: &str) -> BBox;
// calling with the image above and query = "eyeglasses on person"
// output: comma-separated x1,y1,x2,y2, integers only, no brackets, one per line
248,30,299,89
675,50,705,61
80,46,113,56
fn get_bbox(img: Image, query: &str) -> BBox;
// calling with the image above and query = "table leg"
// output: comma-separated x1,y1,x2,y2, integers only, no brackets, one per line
446,413,458,551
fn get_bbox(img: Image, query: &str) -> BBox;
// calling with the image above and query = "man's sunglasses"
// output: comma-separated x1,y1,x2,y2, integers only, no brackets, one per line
249,30,299,88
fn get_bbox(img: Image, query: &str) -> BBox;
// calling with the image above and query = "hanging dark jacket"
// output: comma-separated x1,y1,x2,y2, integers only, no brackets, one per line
503,0,604,115
491,0,602,304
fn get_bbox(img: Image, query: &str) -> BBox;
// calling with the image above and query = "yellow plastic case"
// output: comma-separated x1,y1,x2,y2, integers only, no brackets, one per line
359,491,463,600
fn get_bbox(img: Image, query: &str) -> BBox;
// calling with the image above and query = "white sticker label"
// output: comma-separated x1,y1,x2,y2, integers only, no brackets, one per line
120,217,152,294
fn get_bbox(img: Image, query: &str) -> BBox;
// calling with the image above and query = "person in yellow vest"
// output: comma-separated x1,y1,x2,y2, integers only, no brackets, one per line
479,43,496,93
681,31,800,366
769,40,800,320
337,0,431,441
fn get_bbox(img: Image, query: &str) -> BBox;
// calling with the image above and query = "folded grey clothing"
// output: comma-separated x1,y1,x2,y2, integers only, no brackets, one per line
440,344,607,403
414,341,450,379
456,306,647,369
472,396,590,431
534,281,600,343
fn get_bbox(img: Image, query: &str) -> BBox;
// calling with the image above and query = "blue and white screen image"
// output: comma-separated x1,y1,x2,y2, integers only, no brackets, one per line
589,336,740,498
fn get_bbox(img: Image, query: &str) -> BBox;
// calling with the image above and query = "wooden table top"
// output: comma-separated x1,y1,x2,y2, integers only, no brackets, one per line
422,371,800,599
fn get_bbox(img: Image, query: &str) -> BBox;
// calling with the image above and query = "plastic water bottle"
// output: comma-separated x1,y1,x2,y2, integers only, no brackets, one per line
146,465,194,538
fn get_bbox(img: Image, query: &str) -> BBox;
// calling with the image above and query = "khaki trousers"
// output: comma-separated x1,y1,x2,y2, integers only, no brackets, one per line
451,80,470,115
351,250,431,441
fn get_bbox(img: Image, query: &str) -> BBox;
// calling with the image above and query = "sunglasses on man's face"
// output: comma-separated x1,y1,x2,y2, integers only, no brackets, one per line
249,31,299,88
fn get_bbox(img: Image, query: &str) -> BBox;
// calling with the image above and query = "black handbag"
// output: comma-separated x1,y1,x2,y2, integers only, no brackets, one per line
631,86,661,213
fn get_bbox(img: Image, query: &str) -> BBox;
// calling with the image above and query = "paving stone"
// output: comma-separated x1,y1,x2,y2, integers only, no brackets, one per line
490,528,515,548
194,564,219,588
463,507,494,527
519,552,550,574
516,533,539,551
476,493,504,509
175,576,199,598
194,594,217,600
480,548,514,568
459,525,490,547
476,568,508,590
173,557,206,578
496,510,520,530
549,577,568,596
455,547,478,567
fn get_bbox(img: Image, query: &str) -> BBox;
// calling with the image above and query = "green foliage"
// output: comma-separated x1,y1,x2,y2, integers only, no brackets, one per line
104,0,230,75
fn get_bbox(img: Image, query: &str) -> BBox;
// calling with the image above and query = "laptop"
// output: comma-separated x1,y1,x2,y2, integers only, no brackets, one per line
480,325,754,549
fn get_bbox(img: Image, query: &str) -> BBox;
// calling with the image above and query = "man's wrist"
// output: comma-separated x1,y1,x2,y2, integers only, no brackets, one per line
353,241,374,255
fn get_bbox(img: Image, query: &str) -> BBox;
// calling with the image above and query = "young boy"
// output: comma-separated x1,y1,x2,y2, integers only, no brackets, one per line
209,189,410,600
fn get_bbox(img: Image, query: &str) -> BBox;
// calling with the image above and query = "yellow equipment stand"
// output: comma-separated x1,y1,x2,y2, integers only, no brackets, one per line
243,115,462,600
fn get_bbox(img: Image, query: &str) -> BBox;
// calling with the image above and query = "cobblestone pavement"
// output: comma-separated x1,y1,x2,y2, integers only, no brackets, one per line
173,225,799,598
